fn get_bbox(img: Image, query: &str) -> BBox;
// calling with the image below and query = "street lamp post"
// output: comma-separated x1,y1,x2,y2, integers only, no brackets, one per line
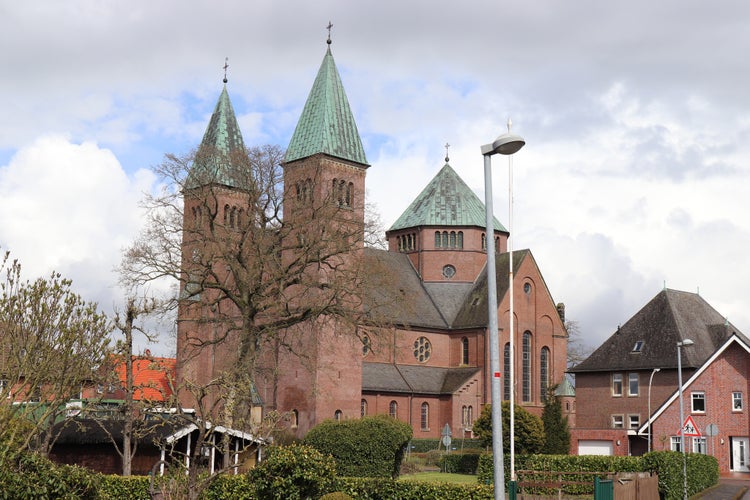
648,367,660,453
677,339,694,500
482,126,525,500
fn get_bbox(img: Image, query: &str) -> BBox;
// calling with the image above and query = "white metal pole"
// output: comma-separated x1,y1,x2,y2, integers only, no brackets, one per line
484,152,505,500
678,344,687,500
508,119,516,482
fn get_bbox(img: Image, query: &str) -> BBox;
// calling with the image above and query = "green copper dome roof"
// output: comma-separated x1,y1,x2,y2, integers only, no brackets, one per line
284,45,368,166
389,164,506,232
186,85,248,189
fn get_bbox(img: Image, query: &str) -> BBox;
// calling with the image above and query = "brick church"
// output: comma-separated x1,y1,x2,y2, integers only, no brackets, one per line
176,36,569,439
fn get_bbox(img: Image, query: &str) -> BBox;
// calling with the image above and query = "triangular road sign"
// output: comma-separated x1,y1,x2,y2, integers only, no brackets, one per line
679,416,701,437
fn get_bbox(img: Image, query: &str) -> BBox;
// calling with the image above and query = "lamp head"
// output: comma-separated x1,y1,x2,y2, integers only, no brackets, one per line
678,339,695,347
482,132,525,156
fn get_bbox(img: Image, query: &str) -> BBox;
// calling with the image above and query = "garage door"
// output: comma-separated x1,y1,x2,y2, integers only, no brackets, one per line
578,440,613,455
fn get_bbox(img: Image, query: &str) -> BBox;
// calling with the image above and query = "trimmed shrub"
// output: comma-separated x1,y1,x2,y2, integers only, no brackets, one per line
248,444,336,500
98,475,150,499
439,451,481,474
0,452,100,500
335,476,495,499
642,450,718,499
320,493,354,500
304,414,412,478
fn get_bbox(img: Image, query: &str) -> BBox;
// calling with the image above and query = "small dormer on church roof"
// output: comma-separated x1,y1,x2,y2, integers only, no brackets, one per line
284,37,368,166
389,163,506,232
186,81,248,190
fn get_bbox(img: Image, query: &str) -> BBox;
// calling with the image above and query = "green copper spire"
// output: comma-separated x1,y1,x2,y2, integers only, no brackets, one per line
186,84,248,189
284,44,368,166
389,164,506,231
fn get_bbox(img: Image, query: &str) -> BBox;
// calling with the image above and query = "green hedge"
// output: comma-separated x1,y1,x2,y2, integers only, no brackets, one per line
97,475,150,499
304,415,412,478
643,451,718,500
477,451,719,499
335,476,494,499
438,451,481,474
0,452,100,500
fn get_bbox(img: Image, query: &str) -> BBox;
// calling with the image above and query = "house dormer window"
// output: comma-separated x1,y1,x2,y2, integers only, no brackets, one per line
632,340,644,353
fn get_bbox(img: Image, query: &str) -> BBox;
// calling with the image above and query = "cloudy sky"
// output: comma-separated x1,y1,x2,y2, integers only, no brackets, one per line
2,1,749,356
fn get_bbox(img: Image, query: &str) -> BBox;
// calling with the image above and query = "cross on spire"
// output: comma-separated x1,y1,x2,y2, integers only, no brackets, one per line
326,21,333,44
223,57,229,84
444,142,450,163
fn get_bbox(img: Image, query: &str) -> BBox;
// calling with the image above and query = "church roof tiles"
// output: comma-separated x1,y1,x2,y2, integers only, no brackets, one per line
389,164,505,232
284,45,368,166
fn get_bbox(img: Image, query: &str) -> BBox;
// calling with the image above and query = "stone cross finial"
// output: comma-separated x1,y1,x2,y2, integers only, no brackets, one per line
326,21,333,44
444,143,450,163
223,57,229,84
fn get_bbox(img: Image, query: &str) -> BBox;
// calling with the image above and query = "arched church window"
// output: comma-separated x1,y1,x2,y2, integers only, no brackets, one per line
523,331,532,402
435,231,441,248
450,231,456,248
420,402,429,430
389,400,398,418
481,233,487,251
461,337,469,365
223,204,230,227
457,231,463,249
540,346,550,402
442,231,449,248
361,399,367,417
334,409,343,421
346,182,353,207
291,409,299,428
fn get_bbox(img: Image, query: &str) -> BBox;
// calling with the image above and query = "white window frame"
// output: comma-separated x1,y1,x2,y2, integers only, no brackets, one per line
628,414,640,429
612,373,623,397
612,414,624,429
628,373,639,396
671,436,682,452
691,391,706,413
733,392,743,412
693,437,707,454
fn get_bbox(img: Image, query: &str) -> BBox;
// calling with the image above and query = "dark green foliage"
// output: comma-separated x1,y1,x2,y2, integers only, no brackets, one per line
97,475,150,499
201,473,255,500
472,402,545,454
335,476,495,499
407,438,484,453
541,391,570,454
304,414,413,478
438,451,481,474
642,451,718,499
248,444,336,499
320,493,354,500
0,452,100,500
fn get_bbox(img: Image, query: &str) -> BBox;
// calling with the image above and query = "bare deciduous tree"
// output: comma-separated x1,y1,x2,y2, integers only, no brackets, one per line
0,250,112,462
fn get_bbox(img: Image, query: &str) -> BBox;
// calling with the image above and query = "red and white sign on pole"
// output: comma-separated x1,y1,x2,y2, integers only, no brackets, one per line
679,416,701,437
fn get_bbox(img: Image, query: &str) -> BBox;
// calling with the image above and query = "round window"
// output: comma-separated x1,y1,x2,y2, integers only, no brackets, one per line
413,336,432,362
524,282,532,294
442,265,456,279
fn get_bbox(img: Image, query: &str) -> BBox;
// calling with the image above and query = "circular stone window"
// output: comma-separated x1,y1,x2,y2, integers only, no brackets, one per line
442,264,456,279
413,336,432,362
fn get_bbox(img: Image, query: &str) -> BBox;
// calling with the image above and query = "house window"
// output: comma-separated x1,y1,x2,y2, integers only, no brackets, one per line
628,373,639,396
540,347,550,401
692,392,706,413
421,402,429,430
389,401,398,419
0,380,7,399
334,410,343,421
628,414,640,429
522,331,532,402
733,392,743,411
632,340,644,352
361,399,367,417
671,436,682,452
291,409,299,428
612,415,624,429
461,337,469,365
503,343,510,401
612,373,623,397
693,437,707,454
413,336,431,363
